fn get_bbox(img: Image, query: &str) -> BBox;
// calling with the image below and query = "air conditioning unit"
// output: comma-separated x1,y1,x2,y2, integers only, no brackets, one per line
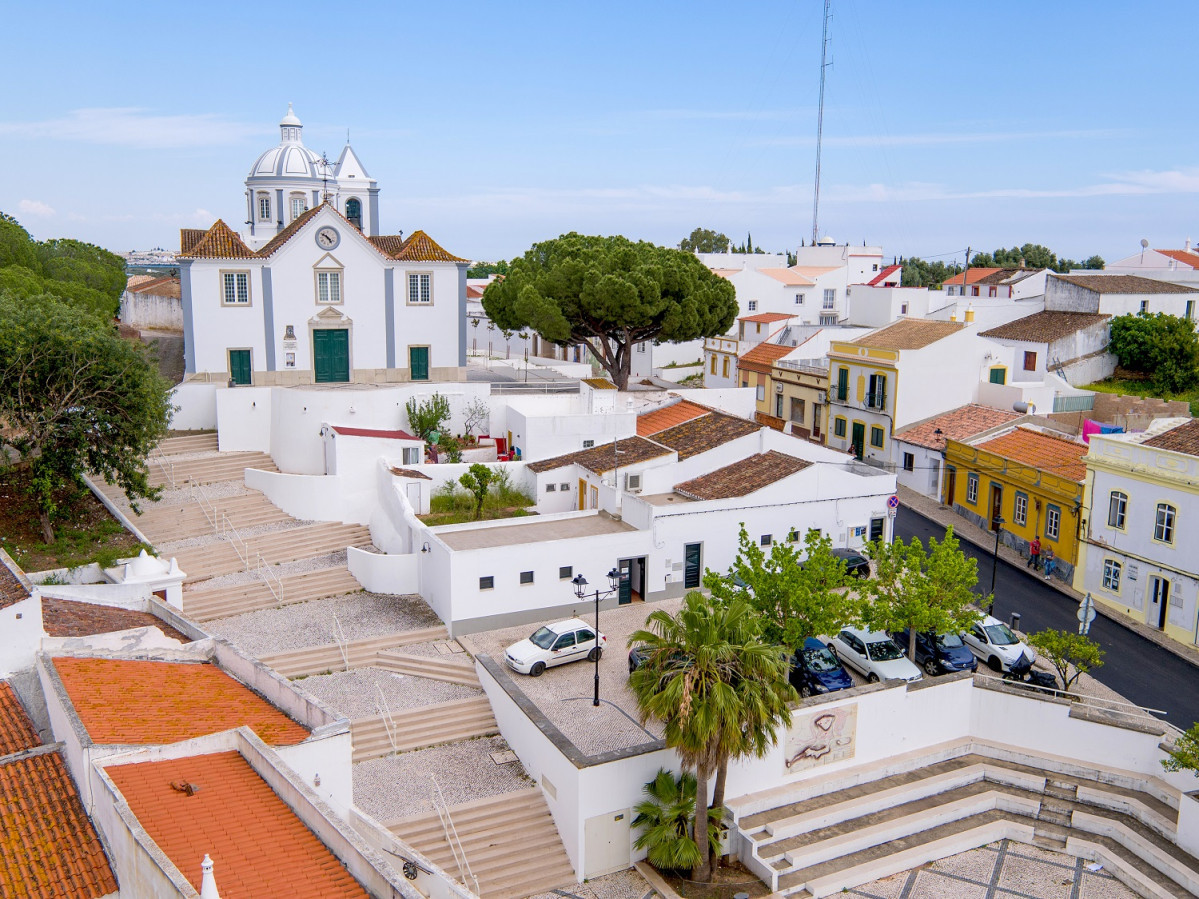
625,473,642,492
774,382,785,394
820,390,830,403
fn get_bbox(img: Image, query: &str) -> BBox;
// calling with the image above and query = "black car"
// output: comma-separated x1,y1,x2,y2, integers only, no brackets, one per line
789,637,855,697
890,629,978,677
832,548,871,578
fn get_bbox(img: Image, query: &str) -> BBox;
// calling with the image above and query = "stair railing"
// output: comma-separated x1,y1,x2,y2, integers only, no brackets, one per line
151,450,176,490
259,552,284,606
195,484,218,533
332,613,351,671
220,513,252,571
375,683,399,756
430,774,479,896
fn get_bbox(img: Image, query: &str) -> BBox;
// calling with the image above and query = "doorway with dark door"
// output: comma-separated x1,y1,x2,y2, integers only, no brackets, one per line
683,543,702,589
850,422,865,460
1149,576,1171,630
618,557,646,603
989,484,1003,530
944,466,957,507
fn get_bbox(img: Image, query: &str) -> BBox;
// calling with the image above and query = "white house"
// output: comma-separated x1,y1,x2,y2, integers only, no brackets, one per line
178,106,467,389
1076,418,1199,647
977,309,1115,387
891,404,1024,499
1046,273,1199,320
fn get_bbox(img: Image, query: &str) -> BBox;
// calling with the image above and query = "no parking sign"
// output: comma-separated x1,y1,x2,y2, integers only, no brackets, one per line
887,494,899,517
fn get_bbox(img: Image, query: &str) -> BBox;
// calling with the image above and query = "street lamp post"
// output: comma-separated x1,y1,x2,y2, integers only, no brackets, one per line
990,516,1005,604
571,568,622,707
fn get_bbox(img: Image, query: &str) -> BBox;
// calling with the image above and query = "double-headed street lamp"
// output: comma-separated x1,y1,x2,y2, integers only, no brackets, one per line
571,568,622,707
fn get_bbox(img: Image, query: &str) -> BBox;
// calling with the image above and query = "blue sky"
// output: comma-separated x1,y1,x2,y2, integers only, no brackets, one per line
3,1,1195,265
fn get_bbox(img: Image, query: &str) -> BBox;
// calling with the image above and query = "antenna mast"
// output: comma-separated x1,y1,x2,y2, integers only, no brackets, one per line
811,0,832,246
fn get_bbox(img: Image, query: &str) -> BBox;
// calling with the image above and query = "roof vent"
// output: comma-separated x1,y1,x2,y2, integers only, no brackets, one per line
200,854,221,899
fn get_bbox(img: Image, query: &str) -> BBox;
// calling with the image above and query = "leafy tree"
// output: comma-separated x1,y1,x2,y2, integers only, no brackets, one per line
0,293,173,541
36,238,126,300
466,260,509,278
0,214,39,270
705,524,858,647
1162,723,1199,777
860,528,982,662
458,463,496,520
1080,255,1105,270
900,257,963,289
629,593,794,882
462,397,490,439
1109,312,1199,394
440,434,463,463
632,769,720,873
483,233,737,389
679,228,730,254
1026,629,1104,693
404,393,451,442
969,243,1104,274
0,214,126,318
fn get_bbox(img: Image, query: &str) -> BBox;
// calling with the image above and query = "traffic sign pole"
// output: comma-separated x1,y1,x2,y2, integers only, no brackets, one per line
1078,592,1097,635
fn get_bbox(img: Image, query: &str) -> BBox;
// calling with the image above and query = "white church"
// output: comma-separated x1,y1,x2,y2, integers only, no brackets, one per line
179,105,467,386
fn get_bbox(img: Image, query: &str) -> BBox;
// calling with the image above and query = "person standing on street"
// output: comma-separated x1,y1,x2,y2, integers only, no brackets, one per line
1043,545,1056,581
1028,536,1041,571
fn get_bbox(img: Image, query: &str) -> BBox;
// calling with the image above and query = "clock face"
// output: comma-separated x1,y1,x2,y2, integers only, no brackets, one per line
315,226,340,249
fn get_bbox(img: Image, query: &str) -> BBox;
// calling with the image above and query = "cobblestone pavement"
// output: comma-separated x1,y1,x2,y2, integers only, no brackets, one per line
846,840,1135,899
526,867,653,899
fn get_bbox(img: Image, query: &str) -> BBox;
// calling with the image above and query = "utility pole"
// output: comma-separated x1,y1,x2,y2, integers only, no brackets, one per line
811,0,832,246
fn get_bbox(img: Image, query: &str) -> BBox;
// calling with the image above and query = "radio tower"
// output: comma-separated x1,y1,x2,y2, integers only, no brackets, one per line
811,0,832,245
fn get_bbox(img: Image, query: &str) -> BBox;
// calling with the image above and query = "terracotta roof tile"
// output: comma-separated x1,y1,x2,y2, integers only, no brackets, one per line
979,310,1110,343
757,269,815,286
1142,419,1199,457
106,751,368,898
0,549,32,612
179,228,206,255
0,682,39,756
0,750,118,899
652,412,760,460
53,658,310,746
125,275,181,298
1051,273,1198,295
527,436,672,474
637,400,712,436
738,312,795,323
255,205,324,258
388,467,432,480
974,427,1088,482
41,597,190,642
393,230,467,263
1156,249,1199,269
867,264,902,286
582,378,617,390
943,267,1004,286
849,318,964,351
674,451,810,500
367,234,407,256
180,220,256,259
739,342,794,372
330,426,416,440
892,404,1023,452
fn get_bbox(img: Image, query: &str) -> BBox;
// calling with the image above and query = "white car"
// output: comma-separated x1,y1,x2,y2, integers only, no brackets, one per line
961,615,1035,672
504,618,607,677
827,628,923,684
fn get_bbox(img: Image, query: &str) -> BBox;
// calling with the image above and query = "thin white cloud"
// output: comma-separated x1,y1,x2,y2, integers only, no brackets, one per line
0,108,261,149
18,199,55,217
753,128,1122,149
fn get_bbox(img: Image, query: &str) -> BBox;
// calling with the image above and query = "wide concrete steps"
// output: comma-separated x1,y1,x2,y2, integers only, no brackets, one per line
134,492,291,543
376,650,479,686
183,565,361,622
147,451,277,488
172,522,372,582
158,433,219,455
351,697,496,761
388,789,576,899
260,626,450,678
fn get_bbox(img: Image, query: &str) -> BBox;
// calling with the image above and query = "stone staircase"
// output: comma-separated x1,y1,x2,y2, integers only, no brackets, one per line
147,449,278,489
171,521,372,582
158,433,220,454
183,565,362,621
351,696,498,761
376,650,480,686
132,491,293,542
260,627,450,678
387,789,576,899
728,741,1199,898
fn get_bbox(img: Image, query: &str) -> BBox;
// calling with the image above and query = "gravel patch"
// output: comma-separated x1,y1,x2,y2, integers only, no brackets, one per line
297,669,480,720
386,641,445,658
527,867,651,899
194,549,348,592
154,480,252,507
208,591,441,656
354,735,532,822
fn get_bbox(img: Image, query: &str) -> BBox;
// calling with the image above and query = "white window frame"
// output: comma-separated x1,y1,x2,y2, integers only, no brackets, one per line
1108,491,1127,529
257,193,271,222
289,193,307,222
1046,504,1061,540
966,473,978,505
748,300,757,311
756,384,765,402
822,288,836,310
1102,559,1121,591
1014,492,1028,526
1154,503,1176,544
315,269,343,304
221,271,251,306
407,272,432,305
795,293,804,305
401,447,420,465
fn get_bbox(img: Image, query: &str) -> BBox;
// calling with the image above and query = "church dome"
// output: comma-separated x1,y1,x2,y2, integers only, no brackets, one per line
247,104,326,182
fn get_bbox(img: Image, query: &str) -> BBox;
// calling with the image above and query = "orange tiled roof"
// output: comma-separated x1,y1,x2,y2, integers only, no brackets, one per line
53,658,310,746
41,597,190,642
979,311,1110,343
942,267,1003,286
975,427,1088,482
1156,249,1199,269
739,342,794,372
526,436,672,474
637,400,711,436
849,319,964,351
367,234,408,256
892,404,1022,452
0,750,118,899
179,228,206,254
653,412,760,460
1143,419,1199,457
180,220,256,259
0,682,39,756
738,312,794,323
394,230,467,263
126,275,182,299
867,263,902,286
0,550,31,612
1050,273,1198,295
674,451,810,500
106,751,368,899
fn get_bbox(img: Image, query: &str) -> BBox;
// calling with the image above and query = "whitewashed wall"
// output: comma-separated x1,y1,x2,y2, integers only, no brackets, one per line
0,593,42,676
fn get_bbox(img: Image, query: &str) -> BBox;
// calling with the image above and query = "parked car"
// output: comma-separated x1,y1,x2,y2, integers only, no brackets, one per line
505,618,606,676
890,629,979,677
961,615,1035,673
627,644,650,673
831,548,872,579
789,637,855,697
827,628,922,683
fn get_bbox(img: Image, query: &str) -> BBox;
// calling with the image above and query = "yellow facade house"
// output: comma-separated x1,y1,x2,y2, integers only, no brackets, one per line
943,425,1088,580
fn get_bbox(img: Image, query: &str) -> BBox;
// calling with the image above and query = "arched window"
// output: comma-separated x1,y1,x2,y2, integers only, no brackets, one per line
345,197,362,230
256,192,271,222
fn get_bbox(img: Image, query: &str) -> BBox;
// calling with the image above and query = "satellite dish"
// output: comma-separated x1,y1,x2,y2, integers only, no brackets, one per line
1141,238,1150,249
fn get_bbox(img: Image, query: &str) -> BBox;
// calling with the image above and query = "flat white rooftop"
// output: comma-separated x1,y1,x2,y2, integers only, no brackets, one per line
435,514,637,551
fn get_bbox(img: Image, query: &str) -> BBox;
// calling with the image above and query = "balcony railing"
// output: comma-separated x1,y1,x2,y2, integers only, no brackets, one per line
833,385,849,402
865,391,888,410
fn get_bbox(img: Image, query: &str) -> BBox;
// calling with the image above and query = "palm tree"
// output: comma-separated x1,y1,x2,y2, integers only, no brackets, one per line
632,769,719,873
628,593,795,882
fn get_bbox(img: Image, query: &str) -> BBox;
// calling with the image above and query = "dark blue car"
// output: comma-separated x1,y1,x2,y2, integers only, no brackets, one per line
890,629,978,677
790,637,855,698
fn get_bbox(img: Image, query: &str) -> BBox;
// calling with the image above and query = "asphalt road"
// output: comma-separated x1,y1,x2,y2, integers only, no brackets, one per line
895,506,1199,729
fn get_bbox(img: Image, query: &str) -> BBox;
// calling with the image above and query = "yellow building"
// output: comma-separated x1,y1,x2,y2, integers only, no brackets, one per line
770,357,830,442
943,425,1088,578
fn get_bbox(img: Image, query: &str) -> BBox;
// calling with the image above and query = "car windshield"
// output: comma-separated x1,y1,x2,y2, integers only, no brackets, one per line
802,647,840,673
529,627,557,650
985,623,1019,646
936,632,965,649
867,640,903,661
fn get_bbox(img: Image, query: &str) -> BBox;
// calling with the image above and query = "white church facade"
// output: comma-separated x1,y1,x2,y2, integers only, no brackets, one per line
179,105,467,386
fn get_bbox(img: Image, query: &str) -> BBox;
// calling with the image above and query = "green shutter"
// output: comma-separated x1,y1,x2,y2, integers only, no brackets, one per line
989,367,1006,385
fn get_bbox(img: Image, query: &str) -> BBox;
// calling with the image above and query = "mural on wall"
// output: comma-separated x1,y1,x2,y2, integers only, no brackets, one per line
783,704,858,772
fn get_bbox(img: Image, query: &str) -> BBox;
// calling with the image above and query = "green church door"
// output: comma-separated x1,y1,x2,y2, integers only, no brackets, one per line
228,349,251,386
314,329,350,383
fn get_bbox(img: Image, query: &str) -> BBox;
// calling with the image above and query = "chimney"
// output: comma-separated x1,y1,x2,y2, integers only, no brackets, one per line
200,855,220,899
965,305,975,323
950,312,958,322
1187,237,1192,252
